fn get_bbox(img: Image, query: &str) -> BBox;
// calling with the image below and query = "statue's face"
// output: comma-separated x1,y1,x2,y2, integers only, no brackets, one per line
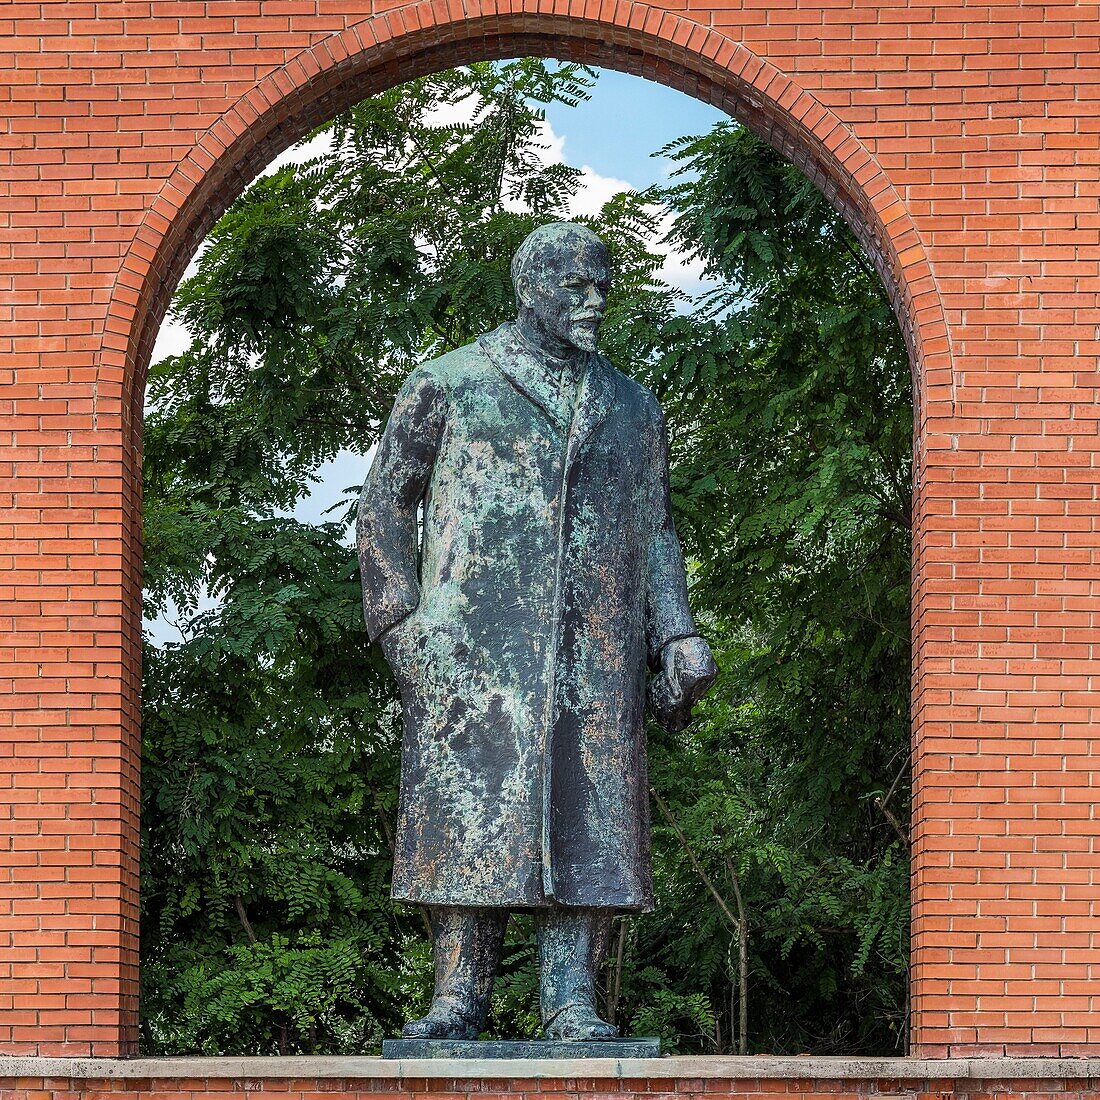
519,233,611,354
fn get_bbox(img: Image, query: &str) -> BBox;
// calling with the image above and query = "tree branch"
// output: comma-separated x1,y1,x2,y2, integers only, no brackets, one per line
406,128,464,214
723,854,749,1054
840,234,879,287
651,787,739,929
370,785,434,942
606,916,628,1027
880,754,909,812
234,894,258,946
874,795,909,846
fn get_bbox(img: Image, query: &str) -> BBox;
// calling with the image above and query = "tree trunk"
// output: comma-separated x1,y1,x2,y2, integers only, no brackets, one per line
725,854,749,1055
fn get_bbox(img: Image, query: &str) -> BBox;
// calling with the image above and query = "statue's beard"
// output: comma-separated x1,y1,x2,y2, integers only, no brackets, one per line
567,318,601,352
525,305,603,354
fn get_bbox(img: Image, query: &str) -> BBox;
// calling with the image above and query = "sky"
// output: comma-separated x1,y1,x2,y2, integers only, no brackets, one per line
146,67,727,641
543,68,722,188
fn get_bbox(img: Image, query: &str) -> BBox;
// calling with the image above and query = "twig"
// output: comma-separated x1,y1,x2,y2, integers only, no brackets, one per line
839,235,880,288
880,755,909,812
370,786,434,942
874,795,909,846
372,790,396,854
606,917,628,1027
724,853,749,1055
407,128,463,213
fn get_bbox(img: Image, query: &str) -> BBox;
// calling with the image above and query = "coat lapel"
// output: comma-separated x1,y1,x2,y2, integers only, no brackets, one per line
567,354,614,466
479,323,616,456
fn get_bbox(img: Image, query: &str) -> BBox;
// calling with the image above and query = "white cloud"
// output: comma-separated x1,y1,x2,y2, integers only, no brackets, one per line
149,237,211,368
149,133,336,371
423,93,481,129
150,315,191,367
528,118,712,299
263,128,336,178
654,211,712,300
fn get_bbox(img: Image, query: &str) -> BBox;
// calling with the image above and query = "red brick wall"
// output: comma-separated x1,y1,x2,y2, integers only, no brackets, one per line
2,0,1099,1060
3,1070,1100,1100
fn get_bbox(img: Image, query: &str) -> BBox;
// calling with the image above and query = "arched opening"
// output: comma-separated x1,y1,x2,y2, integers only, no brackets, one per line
101,11,947,421
98,5,950,1056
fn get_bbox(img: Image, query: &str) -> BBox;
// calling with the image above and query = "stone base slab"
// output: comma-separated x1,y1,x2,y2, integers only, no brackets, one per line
4,1055,1100,1100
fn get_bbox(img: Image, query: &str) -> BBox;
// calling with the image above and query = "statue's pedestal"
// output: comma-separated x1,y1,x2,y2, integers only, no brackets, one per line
382,1038,661,1059
4,1055,1100,1100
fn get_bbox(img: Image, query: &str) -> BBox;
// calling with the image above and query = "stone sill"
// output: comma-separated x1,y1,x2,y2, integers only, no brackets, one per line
3,1056,1100,1080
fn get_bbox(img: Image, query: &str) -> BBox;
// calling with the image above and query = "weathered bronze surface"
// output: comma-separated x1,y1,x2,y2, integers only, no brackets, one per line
358,223,716,1043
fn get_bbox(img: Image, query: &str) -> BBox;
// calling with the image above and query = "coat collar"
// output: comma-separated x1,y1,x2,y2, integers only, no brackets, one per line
479,323,615,458
480,322,571,431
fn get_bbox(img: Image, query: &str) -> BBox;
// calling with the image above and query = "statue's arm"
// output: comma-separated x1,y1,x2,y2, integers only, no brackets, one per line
357,367,446,641
643,400,698,665
643,397,717,730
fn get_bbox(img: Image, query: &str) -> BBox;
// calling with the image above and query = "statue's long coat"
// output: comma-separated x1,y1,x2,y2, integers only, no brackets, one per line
358,323,697,910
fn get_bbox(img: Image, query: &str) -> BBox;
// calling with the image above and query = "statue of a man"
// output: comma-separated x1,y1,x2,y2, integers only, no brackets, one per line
358,222,716,1042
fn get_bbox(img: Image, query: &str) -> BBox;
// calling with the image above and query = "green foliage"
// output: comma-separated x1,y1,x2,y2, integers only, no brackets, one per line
142,70,911,1056
625,122,912,1054
141,58,673,1055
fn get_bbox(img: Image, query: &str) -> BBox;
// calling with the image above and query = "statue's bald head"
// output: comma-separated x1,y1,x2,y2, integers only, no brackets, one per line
511,222,608,290
511,222,611,357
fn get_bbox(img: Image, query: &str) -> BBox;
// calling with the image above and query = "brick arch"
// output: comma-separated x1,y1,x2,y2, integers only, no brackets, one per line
13,0,1100,1064
97,0,949,434
93,0,950,1059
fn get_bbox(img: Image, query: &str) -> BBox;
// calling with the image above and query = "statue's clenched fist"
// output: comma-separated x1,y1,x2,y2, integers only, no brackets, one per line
649,635,717,732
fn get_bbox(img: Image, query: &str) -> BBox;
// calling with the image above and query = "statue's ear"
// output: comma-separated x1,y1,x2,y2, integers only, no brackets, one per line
515,273,535,310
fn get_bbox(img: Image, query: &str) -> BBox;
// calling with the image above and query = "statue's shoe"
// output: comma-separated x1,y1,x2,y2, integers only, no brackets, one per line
402,1001,482,1040
544,1006,619,1042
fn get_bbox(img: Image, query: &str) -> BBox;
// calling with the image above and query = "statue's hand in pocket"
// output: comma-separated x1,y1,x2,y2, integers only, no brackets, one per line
378,613,418,679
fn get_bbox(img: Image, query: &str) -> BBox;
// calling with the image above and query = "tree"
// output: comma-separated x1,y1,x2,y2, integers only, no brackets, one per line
140,58,675,1054
141,69,912,1056
619,123,912,1054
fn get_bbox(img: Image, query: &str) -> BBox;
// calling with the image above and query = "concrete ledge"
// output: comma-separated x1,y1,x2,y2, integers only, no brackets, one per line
2,1056,1100,1080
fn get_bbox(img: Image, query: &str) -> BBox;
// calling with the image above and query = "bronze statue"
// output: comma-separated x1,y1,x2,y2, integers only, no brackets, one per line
358,222,716,1042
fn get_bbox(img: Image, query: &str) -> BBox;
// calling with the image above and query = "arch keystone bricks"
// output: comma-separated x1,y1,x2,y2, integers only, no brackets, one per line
3,0,1100,1062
